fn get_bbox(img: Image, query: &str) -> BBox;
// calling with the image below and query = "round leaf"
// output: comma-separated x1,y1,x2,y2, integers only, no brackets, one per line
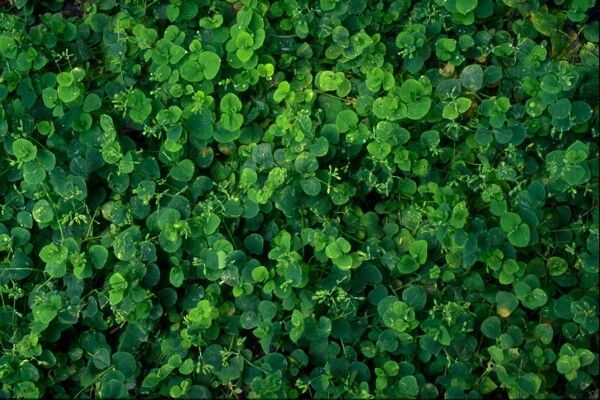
500,212,521,232
89,245,109,269
406,98,432,120
456,0,477,14
100,379,128,399
244,233,264,255
402,286,427,311
496,291,519,318
198,51,221,80
240,311,260,329
481,316,502,339
460,64,484,92
251,265,269,282
12,139,37,162
57,85,80,102
571,101,592,124
220,93,242,113
294,152,319,174
508,223,530,247
169,159,195,182
112,352,136,376
336,109,358,133
548,98,571,119
399,79,426,103
219,111,243,132
547,257,568,277
300,177,321,196
517,373,541,396
180,60,203,82
23,161,46,184
32,199,54,224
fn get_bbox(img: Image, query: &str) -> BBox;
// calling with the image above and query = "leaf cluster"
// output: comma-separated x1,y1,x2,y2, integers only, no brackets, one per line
0,0,598,399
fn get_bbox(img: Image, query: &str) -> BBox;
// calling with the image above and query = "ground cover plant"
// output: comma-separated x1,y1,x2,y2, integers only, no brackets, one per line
0,0,598,398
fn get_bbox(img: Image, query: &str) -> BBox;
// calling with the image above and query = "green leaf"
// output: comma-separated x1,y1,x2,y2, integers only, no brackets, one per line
526,97,546,117
236,47,254,63
46,261,67,279
547,257,569,277
496,291,519,318
480,376,498,395
236,31,254,49
508,223,530,247
535,323,554,345
442,102,460,119
406,98,432,120
570,101,593,124
397,255,420,274
220,93,242,113
32,199,54,223
57,85,80,102
456,97,472,113
142,372,160,389
180,60,203,82
402,286,427,311
40,243,68,264
460,64,484,91
520,287,548,309
224,199,244,218
166,4,179,21
500,212,521,231
169,159,195,182
377,329,398,352
336,109,358,133
170,266,184,288
517,373,541,396
127,89,152,123
565,141,589,164
101,380,128,399
12,139,37,162
409,240,428,264
236,7,253,27
89,245,109,269
319,71,343,91
112,352,136,376
219,113,243,132
399,79,426,103
325,237,351,259
251,265,269,282
300,177,322,196
284,261,303,287
540,74,561,94
92,348,111,369
199,51,221,80
456,0,478,14
240,311,260,329
554,295,575,319
548,98,571,119
32,294,62,324
273,81,290,103
557,355,580,374
398,375,419,397
186,109,214,141
110,272,128,291
113,227,141,261
23,161,46,184
294,152,319,174
157,208,181,230
83,93,102,112
481,316,502,339
244,234,264,255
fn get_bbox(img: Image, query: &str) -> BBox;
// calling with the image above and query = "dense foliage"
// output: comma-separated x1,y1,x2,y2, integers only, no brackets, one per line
0,0,598,398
